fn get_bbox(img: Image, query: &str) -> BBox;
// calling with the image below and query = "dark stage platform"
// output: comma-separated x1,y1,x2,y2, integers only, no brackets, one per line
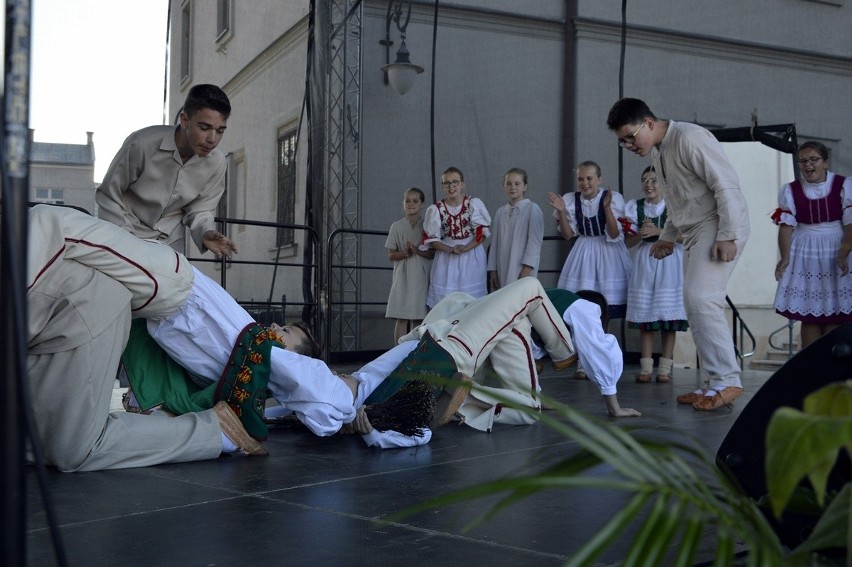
25,363,772,566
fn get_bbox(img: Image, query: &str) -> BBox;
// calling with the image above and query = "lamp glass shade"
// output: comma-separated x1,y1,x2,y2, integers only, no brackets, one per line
384,62,423,95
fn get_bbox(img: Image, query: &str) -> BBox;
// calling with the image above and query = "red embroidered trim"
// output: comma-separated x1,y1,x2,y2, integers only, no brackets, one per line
617,216,636,235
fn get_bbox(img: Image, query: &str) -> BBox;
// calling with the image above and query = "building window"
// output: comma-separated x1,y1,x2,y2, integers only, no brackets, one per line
180,2,192,84
216,0,234,41
218,151,244,228
277,129,297,247
34,188,64,204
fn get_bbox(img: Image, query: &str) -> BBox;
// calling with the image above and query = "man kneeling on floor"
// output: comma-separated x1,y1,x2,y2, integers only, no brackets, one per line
27,205,271,471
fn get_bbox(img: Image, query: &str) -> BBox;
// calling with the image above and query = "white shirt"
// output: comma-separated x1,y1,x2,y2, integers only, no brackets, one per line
147,267,357,437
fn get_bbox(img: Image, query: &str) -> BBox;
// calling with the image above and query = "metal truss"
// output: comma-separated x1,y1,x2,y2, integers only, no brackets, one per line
325,0,362,352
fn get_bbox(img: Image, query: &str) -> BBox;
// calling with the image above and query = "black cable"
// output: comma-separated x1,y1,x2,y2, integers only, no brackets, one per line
163,0,172,124
301,0,318,328
429,0,439,203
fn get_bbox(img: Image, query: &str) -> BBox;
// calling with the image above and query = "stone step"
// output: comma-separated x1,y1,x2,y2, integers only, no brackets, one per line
749,358,786,371
766,349,795,360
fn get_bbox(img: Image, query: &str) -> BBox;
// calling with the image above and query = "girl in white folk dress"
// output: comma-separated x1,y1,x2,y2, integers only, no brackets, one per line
547,161,631,380
421,166,491,308
622,166,688,383
772,141,852,349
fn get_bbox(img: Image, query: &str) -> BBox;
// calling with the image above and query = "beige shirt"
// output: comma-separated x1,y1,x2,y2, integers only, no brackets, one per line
652,120,750,247
95,125,227,253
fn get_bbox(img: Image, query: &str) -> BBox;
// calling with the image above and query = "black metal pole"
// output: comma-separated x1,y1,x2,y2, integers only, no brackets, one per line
2,1,32,564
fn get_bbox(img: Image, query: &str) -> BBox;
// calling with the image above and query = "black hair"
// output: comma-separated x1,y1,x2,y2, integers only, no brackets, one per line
606,98,656,131
182,84,231,118
290,320,322,359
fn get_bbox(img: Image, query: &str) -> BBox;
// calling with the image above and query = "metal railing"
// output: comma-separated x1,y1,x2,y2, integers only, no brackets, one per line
767,319,797,360
324,227,394,359
185,217,323,336
198,219,757,366
726,296,757,369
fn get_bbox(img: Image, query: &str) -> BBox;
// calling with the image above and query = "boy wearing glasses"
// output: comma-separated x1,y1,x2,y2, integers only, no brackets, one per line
606,98,750,411
421,166,492,308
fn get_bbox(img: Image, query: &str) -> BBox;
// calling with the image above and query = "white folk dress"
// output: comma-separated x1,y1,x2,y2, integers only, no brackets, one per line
554,189,631,319
422,195,491,308
773,172,852,323
623,198,688,330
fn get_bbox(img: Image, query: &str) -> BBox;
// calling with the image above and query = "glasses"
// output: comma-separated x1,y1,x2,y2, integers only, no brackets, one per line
618,122,645,148
641,177,658,185
441,179,462,188
797,156,824,166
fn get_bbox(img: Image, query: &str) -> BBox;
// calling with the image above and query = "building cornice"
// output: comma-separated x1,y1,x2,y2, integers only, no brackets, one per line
575,17,852,77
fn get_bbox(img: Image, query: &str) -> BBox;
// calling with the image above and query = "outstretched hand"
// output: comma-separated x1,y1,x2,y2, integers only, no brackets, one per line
546,192,565,212
351,406,374,435
202,230,239,258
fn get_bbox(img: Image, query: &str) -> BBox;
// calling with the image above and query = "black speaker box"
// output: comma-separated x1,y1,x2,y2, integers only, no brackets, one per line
716,324,852,549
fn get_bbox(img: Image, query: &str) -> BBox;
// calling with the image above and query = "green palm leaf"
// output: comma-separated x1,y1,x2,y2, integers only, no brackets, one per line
387,389,788,565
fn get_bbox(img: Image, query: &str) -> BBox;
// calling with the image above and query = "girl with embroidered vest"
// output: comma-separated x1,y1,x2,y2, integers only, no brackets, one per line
622,166,688,383
772,141,852,348
421,166,491,308
546,161,631,379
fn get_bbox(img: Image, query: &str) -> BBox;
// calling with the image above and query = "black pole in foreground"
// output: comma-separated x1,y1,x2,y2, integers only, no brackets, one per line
2,1,31,564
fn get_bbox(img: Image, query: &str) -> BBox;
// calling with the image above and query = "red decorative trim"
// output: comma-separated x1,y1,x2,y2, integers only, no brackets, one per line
617,216,636,235
28,245,66,291
64,237,159,311
769,208,787,225
447,334,473,356
471,294,571,369
511,328,537,391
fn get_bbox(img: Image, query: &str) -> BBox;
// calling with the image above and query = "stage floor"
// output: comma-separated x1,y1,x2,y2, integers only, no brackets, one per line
25,362,772,566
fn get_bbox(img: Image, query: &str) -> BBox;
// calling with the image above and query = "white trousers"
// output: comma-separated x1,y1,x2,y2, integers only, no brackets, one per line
27,208,221,471
28,204,194,319
404,278,575,430
682,228,748,390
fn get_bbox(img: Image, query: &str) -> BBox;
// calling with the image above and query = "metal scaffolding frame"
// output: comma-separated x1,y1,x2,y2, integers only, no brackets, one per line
324,0,363,352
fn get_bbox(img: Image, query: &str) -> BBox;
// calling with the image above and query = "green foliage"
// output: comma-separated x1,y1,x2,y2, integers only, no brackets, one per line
387,381,852,565
765,380,852,560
